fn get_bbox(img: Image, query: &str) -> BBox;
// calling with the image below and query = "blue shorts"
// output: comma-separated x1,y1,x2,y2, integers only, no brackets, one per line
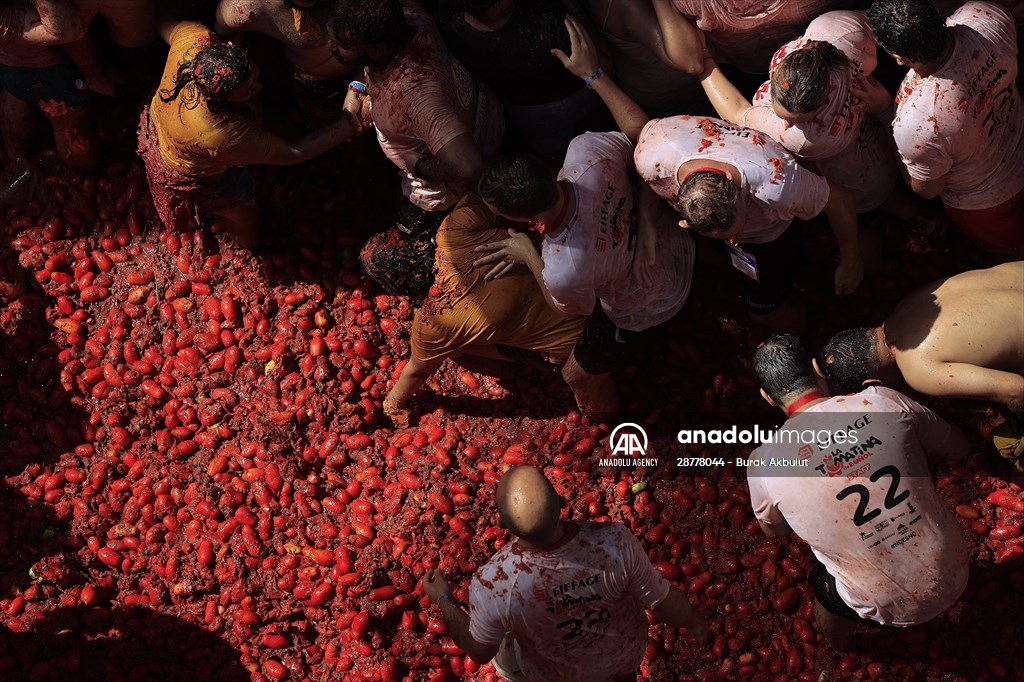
0,59,93,110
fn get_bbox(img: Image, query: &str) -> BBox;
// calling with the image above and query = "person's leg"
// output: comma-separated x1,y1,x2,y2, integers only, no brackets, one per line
562,349,619,421
213,203,262,250
814,598,859,651
0,91,37,160
47,105,98,172
808,562,874,652
740,225,806,334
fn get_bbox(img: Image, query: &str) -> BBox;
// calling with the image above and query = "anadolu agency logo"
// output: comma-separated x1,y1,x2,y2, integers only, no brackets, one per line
599,423,659,467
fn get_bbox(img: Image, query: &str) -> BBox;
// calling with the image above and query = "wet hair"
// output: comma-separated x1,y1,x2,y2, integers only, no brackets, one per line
819,327,883,395
327,0,413,51
676,170,739,234
359,229,436,300
158,43,251,109
753,334,818,404
771,41,849,115
477,155,559,219
867,0,946,64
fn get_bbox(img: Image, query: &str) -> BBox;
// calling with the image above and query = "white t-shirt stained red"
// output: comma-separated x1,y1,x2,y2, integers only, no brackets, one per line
543,132,695,332
747,387,970,626
892,1,1024,210
367,5,504,210
740,11,898,212
469,521,671,682
634,116,829,243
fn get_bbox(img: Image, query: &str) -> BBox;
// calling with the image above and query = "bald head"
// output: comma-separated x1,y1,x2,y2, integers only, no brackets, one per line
496,466,562,545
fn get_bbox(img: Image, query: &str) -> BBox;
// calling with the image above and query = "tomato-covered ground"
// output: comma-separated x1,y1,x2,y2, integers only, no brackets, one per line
1,125,1022,682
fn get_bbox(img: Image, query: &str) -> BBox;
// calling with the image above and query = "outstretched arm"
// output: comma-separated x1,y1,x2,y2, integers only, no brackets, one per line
383,355,444,425
905,361,1024,414
652,587,709,643
228,90,366,166
696,56,752,125
552,15,650,143
650,0,706,73
423,571,501,665
822,181,863,296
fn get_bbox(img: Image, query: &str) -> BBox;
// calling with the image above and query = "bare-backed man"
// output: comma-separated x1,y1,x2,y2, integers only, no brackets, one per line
821,262,1024,414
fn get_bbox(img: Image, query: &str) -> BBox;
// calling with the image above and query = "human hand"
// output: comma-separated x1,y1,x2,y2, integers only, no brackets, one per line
383,394,412,428
834,255,864,295
551,15,601,82
342,88,369,133
472,229,535,280
851,75,892,118
423,569,450,602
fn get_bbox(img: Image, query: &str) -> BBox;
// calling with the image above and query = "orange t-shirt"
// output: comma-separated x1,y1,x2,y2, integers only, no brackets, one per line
150,22,274,178
410,194,585,364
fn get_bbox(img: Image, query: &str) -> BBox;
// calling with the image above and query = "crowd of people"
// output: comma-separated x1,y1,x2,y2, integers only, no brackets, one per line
2,0,1023,679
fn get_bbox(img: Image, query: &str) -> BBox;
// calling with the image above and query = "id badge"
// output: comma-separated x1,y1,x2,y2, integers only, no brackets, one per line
727,242,759,281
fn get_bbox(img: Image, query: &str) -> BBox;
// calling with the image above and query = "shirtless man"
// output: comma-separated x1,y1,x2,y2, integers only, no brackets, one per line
820,262,1024,414
0,2,104,174
216,0,352,122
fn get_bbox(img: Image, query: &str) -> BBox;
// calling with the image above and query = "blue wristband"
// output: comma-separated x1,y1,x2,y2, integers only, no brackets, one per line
584,67,605,88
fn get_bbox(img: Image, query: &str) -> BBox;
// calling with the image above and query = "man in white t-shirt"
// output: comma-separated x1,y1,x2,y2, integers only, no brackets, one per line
550,15,863,334
747,334,971,650
473,133,695,419
422,465,708,681
868,0,1024,254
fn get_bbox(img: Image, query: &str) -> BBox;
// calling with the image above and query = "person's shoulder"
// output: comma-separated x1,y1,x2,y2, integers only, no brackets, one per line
170,21,217,50
474,543,522,582
563,132,632,184
443,194,499,231
950,1,1014,30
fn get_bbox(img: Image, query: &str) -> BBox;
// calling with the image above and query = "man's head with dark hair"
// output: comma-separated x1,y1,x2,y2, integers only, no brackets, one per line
754,334,821,406
819,327,886,395
326,0,414,69
676,170,739,235
771,41,849,116
496,466,563,547
867,0,947,65
478,155,560,220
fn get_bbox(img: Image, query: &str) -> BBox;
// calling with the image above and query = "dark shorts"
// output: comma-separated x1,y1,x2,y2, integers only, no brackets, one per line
723,224,804,314
0,59,93,110
573,302,647,375
809,563,879,625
